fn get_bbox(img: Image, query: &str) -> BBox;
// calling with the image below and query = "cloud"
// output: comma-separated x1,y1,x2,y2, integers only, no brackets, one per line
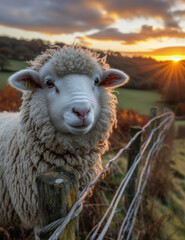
0,0,183,36
75,36,92,47
123,46,185,57
149,46,185,56
86,25,185,44
97,0,180,28
0,0,115,34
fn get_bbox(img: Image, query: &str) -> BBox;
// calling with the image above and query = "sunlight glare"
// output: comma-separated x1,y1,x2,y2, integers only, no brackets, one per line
171,57,181,62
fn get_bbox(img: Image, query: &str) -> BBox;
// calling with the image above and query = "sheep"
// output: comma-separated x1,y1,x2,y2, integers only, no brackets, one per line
0,45,129,230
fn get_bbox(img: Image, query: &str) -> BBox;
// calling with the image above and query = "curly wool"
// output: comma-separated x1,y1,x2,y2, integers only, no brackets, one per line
0,45,117,229
28,45,109,76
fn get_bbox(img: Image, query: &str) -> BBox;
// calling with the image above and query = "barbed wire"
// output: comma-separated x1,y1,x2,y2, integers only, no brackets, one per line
38,111,174,240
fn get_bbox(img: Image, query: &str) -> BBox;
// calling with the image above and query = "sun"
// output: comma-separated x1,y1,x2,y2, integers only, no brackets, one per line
170,57,181,62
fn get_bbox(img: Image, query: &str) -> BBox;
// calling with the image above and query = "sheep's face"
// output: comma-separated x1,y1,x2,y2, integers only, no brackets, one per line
40,72,101,135
9,61,129,135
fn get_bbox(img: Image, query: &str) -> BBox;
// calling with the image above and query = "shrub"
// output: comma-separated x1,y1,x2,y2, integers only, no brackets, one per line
175,102,185,116
109,109,149,150
177,125,185,139
0,86,22,112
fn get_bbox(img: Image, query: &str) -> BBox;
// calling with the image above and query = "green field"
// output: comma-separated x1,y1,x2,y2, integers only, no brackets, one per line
0,60,28,89
114,88,165,115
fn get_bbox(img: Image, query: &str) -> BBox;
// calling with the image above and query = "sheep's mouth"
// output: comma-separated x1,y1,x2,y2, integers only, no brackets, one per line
69,124,89,129
67,123,92,135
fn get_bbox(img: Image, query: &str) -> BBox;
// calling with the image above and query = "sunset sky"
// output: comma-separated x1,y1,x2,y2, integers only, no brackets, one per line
0,0,185,61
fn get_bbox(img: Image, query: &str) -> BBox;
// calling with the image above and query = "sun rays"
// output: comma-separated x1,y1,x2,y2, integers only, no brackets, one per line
137,58,185,102
156,60,185,102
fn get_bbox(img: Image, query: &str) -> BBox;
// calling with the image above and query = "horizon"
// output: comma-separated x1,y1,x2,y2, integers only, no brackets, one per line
0,0,185,62
1,34,185,63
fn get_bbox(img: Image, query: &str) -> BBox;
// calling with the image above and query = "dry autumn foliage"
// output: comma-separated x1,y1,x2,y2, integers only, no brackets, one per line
0,86,22,112
109,108,149,150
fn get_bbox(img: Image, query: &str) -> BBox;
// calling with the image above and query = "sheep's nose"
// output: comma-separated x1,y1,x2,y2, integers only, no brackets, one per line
73,107,90,120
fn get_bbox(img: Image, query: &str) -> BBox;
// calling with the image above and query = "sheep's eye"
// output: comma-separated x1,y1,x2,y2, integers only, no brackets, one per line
94,77,100,86
45,80,55,88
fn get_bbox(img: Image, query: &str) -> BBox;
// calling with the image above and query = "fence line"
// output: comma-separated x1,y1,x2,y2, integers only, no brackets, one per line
91,112,174,240
38,109,174,240
117,120,171,240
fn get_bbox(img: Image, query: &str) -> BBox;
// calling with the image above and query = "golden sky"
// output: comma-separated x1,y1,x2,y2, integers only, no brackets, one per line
0,0,185,61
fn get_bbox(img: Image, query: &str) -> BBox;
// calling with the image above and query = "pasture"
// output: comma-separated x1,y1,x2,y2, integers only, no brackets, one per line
0,60,28,89
115,88,164,115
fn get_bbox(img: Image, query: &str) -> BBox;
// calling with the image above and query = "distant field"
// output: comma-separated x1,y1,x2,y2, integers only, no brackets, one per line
7,60,28,71
0,60,28,89
0,72,12,89
114,88,165,115
114,89,185,135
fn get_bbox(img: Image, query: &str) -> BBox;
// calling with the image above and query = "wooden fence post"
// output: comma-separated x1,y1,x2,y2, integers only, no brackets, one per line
149,107,158,132
163,108,169,126
125,126,142,209
36,167,79,240
149,107,158,149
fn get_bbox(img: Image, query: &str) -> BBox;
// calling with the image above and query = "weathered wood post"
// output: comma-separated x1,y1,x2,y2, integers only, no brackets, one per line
36,167,79,240
148,107,158,149
160,108,170,143
125,126,142,209
163,108,169,125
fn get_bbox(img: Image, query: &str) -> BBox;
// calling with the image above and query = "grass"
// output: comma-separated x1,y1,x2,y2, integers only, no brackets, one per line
0,60,28,89
114,88,165,115
153,139,185,240
113,88,185,137
0,72,12,89
7,59,28,71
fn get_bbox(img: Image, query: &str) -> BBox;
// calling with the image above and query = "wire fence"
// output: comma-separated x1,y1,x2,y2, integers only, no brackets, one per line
38,108,175,240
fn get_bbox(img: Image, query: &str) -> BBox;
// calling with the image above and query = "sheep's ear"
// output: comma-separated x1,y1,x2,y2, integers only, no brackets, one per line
100,69,129,88
8,69,41,91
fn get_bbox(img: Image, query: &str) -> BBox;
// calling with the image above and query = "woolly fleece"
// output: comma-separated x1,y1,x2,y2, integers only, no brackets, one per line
0,46,117,228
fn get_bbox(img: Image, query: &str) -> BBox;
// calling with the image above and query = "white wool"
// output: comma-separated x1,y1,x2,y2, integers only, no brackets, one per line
0,45,123,229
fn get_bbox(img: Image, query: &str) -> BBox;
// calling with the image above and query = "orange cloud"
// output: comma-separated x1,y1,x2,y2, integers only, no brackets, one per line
123,46,185,61
86,25,185,45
